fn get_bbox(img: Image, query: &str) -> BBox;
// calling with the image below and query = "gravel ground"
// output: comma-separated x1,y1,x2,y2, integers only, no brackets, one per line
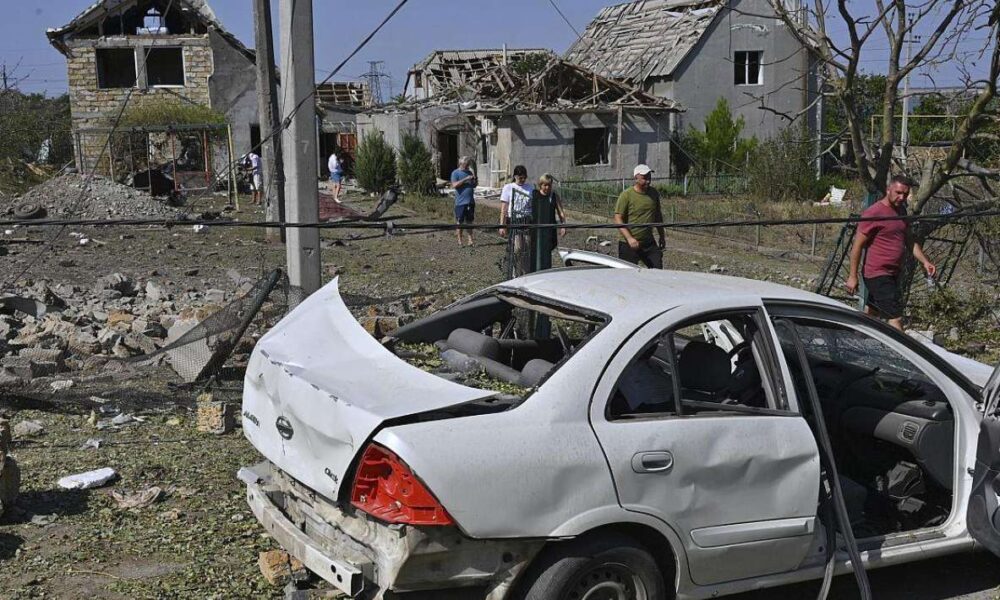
3,174,180,220
0,182,997,598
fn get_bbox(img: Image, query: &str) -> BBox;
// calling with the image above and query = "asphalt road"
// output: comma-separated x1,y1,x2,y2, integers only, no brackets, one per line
731,551,1000,600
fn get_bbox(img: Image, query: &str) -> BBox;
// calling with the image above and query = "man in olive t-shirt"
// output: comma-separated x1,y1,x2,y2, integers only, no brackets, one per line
614,164,665,268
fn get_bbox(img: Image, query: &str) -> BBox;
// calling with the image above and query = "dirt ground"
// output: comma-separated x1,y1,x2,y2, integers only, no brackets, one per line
1,182,998,598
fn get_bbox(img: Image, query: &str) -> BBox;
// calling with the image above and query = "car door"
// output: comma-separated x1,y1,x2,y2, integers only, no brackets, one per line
589,300,821,586
966,363,1000,555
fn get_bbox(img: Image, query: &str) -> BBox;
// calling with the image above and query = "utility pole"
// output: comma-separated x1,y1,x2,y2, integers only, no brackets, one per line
1,64,8,91
279,0,321,296
252,0,286,242
900,16,921,161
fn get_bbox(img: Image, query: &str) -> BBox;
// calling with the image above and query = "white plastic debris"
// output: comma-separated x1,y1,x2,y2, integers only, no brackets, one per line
58,467,118,490
79,238,90,246
3,229,13,236
192,224,208,233
79,438,103,450
50,379,74,391
111,413,135,426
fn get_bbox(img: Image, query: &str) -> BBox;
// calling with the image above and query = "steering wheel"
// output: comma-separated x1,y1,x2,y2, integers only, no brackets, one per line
727,340,752,361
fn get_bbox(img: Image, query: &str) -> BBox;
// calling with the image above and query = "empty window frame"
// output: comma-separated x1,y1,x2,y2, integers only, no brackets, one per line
574,127,610,166
145,47,185,87
734,51,763,86
96,48,137,89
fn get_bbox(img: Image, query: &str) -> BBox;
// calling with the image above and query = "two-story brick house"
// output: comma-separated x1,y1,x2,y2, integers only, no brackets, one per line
46,0,258,174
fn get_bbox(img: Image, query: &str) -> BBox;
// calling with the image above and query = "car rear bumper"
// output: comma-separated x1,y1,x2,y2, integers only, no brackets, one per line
240,460,543,598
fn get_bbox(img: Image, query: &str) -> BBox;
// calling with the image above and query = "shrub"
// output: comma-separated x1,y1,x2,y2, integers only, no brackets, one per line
120,98,225,128
677,98,757,175
747,125,823,202
355,131,397,194
397,133,435,195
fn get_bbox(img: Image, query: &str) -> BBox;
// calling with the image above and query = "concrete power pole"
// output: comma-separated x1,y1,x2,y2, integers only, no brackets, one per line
279,0,321,296
900,16,921,161
252,0,286,242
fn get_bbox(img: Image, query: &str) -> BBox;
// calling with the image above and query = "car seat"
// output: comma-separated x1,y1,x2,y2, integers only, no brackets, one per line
677,341,732,402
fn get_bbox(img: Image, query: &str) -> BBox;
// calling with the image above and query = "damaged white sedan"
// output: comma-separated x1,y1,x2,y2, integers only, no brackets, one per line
240,264,1000,599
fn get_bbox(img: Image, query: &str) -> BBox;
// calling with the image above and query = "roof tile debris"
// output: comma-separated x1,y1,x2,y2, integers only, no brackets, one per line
411,49,556,97
315,82,372,109
397,54,679,114
565,0,724,83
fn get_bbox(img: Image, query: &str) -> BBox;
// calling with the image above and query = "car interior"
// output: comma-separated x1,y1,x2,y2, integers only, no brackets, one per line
609,312,774,418
776,318,954,538
607,310,955,539
388,292,606,393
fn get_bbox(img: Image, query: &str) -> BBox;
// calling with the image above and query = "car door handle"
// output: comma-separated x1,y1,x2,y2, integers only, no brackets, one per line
632,451,673,474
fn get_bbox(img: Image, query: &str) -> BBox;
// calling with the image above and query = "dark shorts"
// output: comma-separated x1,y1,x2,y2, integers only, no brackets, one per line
864,275,903,319
455,202,475,224
618,241,663,269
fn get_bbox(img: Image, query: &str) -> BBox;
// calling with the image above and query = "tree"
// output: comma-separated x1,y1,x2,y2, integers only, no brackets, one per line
354,131,397,194
769,0,1000,212
681,98,757,174
397,133,435,195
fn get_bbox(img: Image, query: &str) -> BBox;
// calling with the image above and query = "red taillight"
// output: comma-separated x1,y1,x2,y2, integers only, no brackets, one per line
350,443,454,526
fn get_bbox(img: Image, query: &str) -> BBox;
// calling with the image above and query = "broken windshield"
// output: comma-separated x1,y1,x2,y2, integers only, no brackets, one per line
387,291,608,401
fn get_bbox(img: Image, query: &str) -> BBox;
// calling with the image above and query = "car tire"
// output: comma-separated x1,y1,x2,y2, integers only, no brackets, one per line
516,533,669,600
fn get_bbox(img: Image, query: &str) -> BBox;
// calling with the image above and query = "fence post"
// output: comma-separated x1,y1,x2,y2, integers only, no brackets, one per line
683,174,688,196
811,223,818,256
671,203,676,223
755,223,761,250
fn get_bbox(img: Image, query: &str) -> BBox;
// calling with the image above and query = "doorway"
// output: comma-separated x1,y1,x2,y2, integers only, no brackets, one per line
438,131,459,180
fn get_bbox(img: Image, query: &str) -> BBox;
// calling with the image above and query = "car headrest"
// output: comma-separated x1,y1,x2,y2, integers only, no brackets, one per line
446,328,501,360
678,341,731,393
519,359,555,388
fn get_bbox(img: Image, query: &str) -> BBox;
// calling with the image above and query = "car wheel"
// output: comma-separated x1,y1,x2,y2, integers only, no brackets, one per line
517,533,668,600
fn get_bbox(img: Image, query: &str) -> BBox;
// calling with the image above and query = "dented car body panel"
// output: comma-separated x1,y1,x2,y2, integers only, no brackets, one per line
243,267,1000,599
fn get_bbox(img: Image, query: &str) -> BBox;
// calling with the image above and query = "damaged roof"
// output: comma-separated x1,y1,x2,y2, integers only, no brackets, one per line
393,54,679,114
315,81,372,109
46,0,255,61
565,0,725,83
410,48,555,95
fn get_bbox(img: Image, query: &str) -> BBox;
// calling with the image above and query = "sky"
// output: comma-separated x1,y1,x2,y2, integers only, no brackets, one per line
0,0,993,98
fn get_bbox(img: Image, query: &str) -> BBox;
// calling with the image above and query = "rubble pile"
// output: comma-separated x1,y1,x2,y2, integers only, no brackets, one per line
0,273,242,388
5,174,179,220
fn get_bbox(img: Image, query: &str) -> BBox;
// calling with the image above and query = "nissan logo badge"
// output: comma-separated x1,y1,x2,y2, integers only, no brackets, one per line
275,416,294,440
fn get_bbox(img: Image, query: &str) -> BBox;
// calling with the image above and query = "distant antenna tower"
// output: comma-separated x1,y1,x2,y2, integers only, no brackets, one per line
362,60,391,105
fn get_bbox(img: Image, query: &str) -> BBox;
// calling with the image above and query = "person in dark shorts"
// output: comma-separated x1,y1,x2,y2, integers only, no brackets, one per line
614,164,665,268
450,156,477,247
846,175,936,331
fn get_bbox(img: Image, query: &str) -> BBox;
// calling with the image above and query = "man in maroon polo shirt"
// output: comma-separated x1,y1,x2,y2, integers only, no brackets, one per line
846,175,936,331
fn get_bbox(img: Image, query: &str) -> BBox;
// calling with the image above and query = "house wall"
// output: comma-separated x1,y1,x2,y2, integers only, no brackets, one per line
502,111,672,183
666,0,816,140
358,106,479,182
207,30,257,163
65,33,257,181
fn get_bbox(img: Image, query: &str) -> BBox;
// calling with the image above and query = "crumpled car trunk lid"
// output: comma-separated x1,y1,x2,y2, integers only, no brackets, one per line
242,278,491,500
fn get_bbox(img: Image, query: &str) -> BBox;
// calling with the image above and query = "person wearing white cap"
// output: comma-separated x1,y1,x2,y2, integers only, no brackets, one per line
614,164,665,268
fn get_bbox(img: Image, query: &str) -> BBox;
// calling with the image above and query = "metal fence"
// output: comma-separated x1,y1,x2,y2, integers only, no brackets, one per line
556,178,846,257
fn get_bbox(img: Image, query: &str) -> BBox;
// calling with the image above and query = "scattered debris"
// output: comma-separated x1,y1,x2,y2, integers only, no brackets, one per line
197,394,235,434
58,466,118,490
5,174,178,220
13,419,45,438
258,549,306,587
50,379,74,391
30,513,59,526
709,264,726,273
111,486,163,509
79,438,103,450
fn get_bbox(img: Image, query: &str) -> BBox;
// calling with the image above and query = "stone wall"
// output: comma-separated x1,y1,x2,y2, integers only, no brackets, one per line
66,36,215,173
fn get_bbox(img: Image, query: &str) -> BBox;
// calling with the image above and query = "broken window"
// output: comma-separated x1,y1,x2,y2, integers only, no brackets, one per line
141,9,168,34
96,48,137,89
389,292,608,405
145,48,185,87
734,51,763,86
608,310,783,420
574,128,610,166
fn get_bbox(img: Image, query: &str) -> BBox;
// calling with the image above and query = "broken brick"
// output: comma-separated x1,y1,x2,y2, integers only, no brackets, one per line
258,549,305,586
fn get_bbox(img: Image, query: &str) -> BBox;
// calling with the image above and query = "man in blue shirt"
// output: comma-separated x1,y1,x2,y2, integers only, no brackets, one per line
450,156,477,247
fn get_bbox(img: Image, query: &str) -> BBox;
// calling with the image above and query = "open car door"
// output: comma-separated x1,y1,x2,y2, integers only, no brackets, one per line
966,362,1000,555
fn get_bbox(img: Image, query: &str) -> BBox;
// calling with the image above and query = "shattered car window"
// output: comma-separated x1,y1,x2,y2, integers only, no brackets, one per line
388,292,607,402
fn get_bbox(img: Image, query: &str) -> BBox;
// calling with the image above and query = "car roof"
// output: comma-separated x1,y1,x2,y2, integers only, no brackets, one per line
503,267,845,318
